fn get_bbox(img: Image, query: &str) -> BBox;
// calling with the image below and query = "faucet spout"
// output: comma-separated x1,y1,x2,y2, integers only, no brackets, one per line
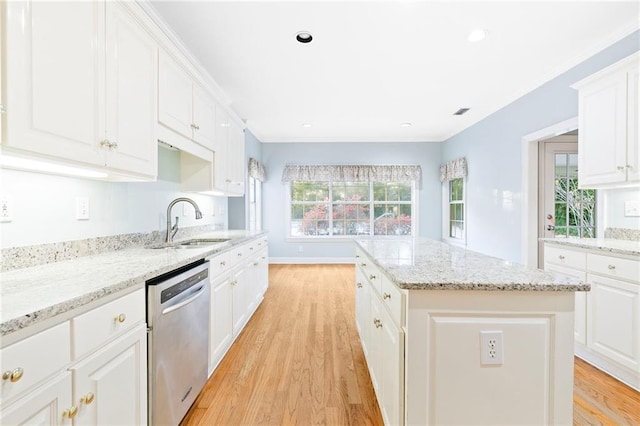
166,197,203,243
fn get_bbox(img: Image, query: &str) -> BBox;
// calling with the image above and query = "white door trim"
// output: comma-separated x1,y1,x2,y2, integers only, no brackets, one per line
521,117,578,268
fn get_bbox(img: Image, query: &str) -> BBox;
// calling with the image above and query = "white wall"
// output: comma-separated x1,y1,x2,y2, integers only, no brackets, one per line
603,187,640,230
0,147,228,248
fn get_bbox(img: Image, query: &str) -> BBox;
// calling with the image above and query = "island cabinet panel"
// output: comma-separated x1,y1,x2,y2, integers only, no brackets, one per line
356,239,584,426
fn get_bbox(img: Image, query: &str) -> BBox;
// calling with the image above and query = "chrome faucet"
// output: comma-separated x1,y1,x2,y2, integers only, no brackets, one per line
166,197,203,243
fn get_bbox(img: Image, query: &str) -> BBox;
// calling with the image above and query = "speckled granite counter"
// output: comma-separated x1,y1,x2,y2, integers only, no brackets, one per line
540,237,640,257
356,238,590,291
1,230,266,338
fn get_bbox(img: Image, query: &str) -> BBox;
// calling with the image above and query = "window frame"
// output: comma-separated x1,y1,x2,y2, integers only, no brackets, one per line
442,177,467,246
248,176,262,231
285,180,418,241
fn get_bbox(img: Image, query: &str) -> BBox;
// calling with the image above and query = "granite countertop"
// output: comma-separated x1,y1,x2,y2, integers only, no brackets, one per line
356,238,590,292
0,230,266,337
540,237,640,257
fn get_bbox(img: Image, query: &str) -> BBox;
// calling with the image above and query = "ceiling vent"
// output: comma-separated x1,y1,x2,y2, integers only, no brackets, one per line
454,108,470,116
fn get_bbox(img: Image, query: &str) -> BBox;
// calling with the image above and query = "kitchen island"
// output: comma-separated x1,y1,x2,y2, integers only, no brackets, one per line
355,238,589,426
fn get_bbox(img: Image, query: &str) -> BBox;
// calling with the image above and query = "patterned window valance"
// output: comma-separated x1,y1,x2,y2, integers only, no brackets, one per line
281,164,421,183
439,157,467,182
248,157,266,182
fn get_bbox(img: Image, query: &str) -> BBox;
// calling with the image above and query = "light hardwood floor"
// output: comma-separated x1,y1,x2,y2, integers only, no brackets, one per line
182,264,640,426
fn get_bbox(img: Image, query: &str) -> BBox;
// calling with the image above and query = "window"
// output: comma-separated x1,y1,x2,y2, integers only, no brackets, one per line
288,181,415,238
553,153,595,238
448,178,464,240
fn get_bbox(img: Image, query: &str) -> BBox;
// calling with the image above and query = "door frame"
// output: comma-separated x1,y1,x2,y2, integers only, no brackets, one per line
521,117,578,269
521,116,606,268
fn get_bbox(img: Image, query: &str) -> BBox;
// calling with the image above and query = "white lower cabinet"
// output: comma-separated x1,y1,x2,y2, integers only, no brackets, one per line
207,236,269,374
70,325,147,426
0,372,73,425
0,289,147,425
544,242,640,390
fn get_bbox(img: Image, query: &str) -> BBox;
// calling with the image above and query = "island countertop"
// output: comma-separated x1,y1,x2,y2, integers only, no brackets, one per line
355,238,590,291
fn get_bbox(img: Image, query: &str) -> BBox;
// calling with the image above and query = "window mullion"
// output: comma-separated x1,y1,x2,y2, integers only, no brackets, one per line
328,183,334,236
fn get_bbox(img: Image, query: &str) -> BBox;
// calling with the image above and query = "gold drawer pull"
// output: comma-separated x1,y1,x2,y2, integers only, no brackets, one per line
373,318,382,328
237,252,243,257
80,392,95,405
220,260,226,267
114,313,126,323
369,274,376,280
360,263,366,267
558,255,565,260
63,406,78,419
356,283,363,289
253,261,259,266
2,368,24,382
608,264,616,270
383,292,391,300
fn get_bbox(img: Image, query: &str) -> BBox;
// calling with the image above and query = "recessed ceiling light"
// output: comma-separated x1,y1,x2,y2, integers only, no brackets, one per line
400,123,412,127
302,123,312,128
468,29,488,42
296,31,313,44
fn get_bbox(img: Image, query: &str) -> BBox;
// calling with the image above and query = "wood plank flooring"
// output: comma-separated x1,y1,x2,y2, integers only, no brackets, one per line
182,264,640,426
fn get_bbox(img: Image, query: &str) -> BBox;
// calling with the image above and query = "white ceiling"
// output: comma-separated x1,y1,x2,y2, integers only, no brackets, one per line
149,1,639,143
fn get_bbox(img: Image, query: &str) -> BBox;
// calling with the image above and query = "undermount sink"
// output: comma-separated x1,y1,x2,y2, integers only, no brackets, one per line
148,238,231,249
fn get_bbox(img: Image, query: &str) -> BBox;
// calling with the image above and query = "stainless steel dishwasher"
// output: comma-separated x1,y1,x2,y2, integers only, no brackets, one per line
147,260,210,426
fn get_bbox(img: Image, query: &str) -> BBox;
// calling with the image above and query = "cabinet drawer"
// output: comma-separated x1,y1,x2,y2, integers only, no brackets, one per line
209,251,231,276
544,245,586,269
72,289,145,359
588,253,640,283
229,245,247,267
0,321,70,404
379,275,405,328
544,263,587,281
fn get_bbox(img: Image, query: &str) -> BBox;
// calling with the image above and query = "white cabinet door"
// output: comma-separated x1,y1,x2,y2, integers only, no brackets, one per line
0,372,73,426
158,51,193,140
380,305,405,426
368,294,383,396
211,275,234,372
4,0,104,166
104,3,157,178
587,274,640,371
544,262,587,345
214,104,230,191
627,63,640,183
70,325,147,426
232,267,248,336
578,70,628,187
227,120,246,196
192,85,216,150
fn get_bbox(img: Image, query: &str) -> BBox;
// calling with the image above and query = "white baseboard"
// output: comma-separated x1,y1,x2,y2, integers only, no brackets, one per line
269,257,355,264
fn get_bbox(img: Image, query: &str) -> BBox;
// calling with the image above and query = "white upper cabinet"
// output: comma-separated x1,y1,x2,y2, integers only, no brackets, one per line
158,51,216,151
3,1,158,180
573,52,640,188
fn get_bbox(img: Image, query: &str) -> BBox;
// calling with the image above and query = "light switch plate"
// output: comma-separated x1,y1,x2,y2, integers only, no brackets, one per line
0,195,13,222
624,200,640,217
76,197,90,220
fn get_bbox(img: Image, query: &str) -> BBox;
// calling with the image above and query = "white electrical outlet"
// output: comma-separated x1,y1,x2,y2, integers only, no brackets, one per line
76,197,90,220
624,200,640,217
480,330,503,365
0,195,13,222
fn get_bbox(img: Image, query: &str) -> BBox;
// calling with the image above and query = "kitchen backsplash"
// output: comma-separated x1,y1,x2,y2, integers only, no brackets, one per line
1,223,221,272
604,227,640,241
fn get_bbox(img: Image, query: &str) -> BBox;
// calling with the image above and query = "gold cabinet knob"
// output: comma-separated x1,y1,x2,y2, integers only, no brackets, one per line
369,274,376,280
2,368,24,382
360,263,366,267
253,261,259,266
81,392,95,405
63,406,78,419
608,264,616,270
383,292,391,300
558,255,565,260
373,318,382,328
356,283,363,289
114,313,126,323
237,252,243,257
220,260,226,267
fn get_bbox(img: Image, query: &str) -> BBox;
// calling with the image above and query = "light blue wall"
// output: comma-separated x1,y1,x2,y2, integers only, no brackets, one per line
262,142,442,259
228,129,263,229
441,31,639,262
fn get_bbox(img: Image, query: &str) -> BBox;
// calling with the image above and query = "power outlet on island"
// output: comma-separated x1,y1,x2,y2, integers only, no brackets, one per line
480,330,503,365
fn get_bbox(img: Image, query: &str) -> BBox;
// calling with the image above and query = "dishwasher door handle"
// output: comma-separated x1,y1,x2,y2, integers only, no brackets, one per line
161,285,207,315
